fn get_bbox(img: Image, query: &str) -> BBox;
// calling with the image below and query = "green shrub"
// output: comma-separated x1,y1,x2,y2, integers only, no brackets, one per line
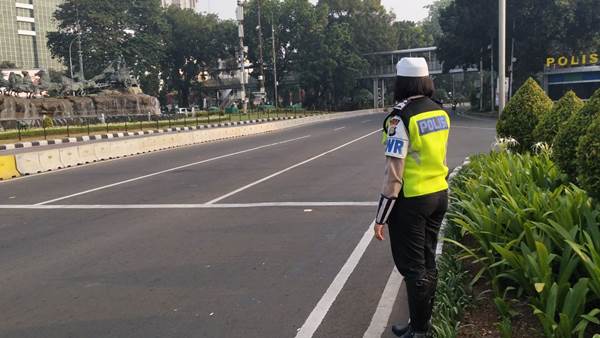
496,78,553,152
42,115,54,129
577,114,600,199
533,91,583,145
554,88,600,180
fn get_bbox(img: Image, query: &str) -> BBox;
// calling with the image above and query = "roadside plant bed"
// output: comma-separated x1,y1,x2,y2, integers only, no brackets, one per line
432,174,543,337
441,147,600,338
0,111,325,144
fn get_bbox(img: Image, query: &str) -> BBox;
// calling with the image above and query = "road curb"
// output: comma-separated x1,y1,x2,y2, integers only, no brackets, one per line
435,157,471,257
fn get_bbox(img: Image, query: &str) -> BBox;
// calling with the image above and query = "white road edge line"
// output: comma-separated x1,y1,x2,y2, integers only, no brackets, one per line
0,202,378,209
295,221,375,338
206,129,380,205
34,135,311,205
363,269,404,338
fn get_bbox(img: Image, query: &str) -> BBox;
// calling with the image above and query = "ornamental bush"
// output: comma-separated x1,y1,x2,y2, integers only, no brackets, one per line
496,78,553,152
533,91,583,145
554,88,600,180
42,115,54,129
577,114,600,199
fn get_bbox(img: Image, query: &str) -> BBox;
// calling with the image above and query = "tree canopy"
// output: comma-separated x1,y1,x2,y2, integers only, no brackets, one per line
436,0,600,85
47,0,167,81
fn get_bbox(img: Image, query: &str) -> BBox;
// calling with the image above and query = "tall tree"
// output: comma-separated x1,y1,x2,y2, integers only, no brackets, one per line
47,0,167,89
161,7,237,106
393,21,433,49
436,0,599,86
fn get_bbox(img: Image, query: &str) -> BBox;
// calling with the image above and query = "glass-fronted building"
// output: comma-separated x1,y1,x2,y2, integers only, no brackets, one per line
0,0,64,70
543,53,600,100
161,0,197,10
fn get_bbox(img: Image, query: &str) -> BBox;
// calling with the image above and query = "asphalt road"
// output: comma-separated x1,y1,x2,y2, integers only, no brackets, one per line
0,112,497,338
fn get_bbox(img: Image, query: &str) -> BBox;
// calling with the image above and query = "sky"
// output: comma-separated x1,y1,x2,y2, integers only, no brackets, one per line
198,1,435,22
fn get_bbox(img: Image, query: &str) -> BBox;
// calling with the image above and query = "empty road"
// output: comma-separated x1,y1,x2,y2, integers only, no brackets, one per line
0,112,496,338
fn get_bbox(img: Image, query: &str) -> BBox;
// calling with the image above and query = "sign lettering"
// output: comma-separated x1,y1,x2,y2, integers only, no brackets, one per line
546,53,599,68
417,116,449,135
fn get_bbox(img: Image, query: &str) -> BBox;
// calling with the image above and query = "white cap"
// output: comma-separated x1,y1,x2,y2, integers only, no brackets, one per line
396,57,430,77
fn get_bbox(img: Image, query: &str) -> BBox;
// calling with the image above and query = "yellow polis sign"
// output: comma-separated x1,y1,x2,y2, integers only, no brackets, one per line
546,53,599,68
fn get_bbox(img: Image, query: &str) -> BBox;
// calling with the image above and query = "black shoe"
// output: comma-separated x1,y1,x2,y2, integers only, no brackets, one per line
392,325,428,338
391,323,410,336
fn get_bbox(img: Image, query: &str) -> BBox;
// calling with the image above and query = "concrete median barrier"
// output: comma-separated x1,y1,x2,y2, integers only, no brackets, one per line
130,139,148,155
0,155,20,180
109,140,130,158
59,147,80,167
2,109,379,180
94,142,112,161
38,149,63,172
141,137,159,153
78,144,98,164
15,153,42,175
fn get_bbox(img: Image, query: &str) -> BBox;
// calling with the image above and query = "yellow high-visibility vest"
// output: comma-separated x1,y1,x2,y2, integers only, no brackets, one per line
403,110,450,197
382,104,450,197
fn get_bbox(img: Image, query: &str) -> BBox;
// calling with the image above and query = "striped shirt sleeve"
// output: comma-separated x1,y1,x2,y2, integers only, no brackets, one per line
375,157,406,224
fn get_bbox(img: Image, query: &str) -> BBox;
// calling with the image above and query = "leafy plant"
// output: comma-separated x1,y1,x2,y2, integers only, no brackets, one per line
554,88,600,180
447,149,600,337
533,91,583,145
42,115,54,129
577,114,600,199
532,279,599,338
431,202,473,338
497,78,553,152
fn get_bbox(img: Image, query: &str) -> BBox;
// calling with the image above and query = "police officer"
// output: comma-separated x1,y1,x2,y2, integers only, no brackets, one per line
374,57,450,338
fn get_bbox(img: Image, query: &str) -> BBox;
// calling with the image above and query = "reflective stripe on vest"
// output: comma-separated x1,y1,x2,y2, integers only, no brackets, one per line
403,110,450,197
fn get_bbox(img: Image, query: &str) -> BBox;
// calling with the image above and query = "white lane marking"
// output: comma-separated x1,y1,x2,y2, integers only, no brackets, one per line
333,127,346,131
452,125,496,131
295,221,375,338
34,135,311,205
361,119,372,124
363,269,404,338
0,202,377,210
206,129,381,205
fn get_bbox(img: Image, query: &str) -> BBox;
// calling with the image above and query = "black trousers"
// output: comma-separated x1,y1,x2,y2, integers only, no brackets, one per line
388,190,448,282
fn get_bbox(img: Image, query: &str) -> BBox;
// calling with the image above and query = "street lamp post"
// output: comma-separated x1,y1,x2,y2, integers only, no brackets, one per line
236,0,248,115
256,0,266,97
271,16,278,108
68,37,77,79
77,30,85,80
75,8,85,81
498,0,507,114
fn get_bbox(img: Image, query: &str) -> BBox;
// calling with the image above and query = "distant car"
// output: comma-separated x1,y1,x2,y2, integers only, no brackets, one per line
177,108,191,116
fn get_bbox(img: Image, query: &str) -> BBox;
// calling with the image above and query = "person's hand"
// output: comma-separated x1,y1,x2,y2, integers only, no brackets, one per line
374,223,385,241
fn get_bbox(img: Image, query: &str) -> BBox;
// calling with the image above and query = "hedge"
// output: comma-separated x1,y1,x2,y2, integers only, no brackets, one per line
496,78,553,152
554,88,600,180
577,114,600,199
533,90,583,145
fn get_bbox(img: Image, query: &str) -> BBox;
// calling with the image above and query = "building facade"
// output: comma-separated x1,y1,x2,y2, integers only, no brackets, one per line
0,0,64,70
161,0,197,10
543,52,600,100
